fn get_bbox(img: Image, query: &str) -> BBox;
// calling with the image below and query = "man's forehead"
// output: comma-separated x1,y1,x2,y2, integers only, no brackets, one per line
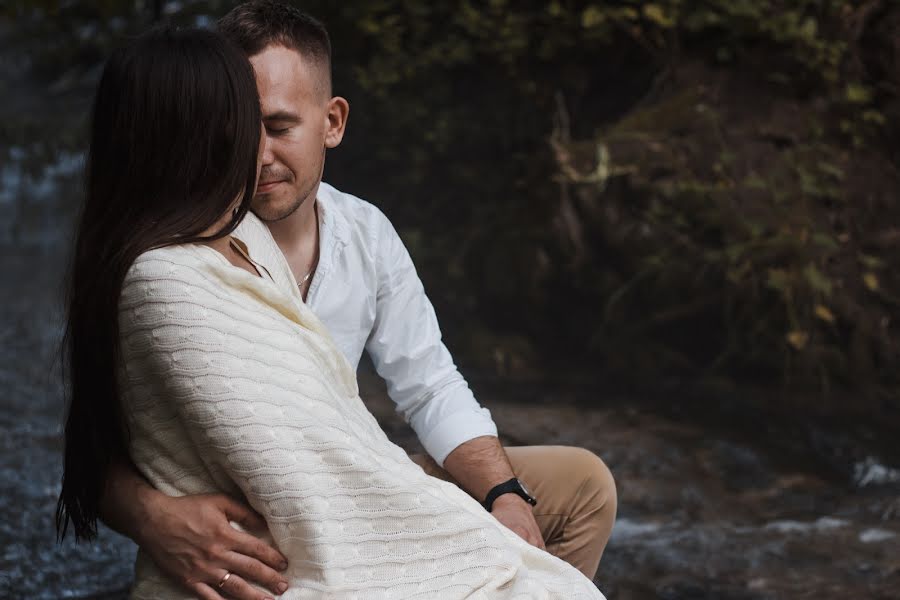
250,44,320,91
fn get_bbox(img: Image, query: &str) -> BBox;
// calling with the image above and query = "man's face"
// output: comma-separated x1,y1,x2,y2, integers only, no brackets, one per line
250,45,336,222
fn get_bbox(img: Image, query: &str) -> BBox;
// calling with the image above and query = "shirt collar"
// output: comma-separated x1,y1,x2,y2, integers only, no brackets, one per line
306,182,349,305
315,181,350,250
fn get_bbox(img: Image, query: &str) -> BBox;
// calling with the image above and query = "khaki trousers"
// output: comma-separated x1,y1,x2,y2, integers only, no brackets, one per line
410,445,617,580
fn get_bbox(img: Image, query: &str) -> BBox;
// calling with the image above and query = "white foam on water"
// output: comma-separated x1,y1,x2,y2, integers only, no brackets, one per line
859,528,897,543
610,518,663,540
854,457,900,488
764,516,848,534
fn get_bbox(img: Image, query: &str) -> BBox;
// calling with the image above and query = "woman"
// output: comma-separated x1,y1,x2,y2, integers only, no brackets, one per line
57,27,606,599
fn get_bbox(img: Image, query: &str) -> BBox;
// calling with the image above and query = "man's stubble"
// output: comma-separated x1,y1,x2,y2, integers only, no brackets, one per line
252,146,326,223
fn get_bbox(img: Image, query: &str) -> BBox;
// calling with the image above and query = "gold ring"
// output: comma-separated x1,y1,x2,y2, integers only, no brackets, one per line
217,572,232,588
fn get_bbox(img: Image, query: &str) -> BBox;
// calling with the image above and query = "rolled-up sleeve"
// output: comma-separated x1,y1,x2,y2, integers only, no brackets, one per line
364,212,498,466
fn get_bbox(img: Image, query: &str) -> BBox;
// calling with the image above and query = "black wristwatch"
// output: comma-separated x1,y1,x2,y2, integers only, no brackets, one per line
482,478,537,512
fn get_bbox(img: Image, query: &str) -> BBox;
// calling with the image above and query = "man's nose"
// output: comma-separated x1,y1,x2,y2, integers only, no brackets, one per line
260,129,275,166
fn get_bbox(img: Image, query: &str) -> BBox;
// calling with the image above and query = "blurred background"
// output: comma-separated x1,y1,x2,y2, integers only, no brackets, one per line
1,1,898,598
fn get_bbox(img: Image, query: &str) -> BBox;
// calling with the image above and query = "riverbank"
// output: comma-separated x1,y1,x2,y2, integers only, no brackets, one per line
362,369,900,600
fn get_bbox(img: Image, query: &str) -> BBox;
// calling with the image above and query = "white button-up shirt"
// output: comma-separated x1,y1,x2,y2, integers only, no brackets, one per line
301,182,498,466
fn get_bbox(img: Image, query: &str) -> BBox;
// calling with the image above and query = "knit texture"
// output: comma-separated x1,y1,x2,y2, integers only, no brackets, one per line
118,215,606,599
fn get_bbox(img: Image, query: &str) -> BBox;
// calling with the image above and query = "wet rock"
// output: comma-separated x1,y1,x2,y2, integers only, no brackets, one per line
655,576,709,600
703,440,774,492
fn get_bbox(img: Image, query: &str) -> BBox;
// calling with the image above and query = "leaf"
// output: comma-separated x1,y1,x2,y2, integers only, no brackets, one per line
799,17,818,41
767,268,790,293
643,4,674,27
581,6,605,28
786,330,809,350
846,83,872,104
803,264,832,295
744,175,766,189
811,233,838,249
863,272,879,291
862,110,887,125
818,162,844,180
725,244,743,262
858,254,883,270
617,7,639,20
814,305,835,323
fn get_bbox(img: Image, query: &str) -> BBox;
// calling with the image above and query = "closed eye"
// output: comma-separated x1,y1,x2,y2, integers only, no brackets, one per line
263,110,302,135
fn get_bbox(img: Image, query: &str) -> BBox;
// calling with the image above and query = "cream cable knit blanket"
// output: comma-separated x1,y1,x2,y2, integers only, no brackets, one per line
118,215,606,599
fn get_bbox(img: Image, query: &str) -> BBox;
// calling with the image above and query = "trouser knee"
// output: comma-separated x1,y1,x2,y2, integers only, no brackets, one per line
573,448,617,521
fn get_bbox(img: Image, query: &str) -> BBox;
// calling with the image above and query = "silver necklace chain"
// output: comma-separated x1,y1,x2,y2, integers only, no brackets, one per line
298,205,320,290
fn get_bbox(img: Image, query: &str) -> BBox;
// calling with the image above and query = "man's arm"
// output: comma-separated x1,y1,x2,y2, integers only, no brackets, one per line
101,459,289,600
364,210,544,548
442,435,545,549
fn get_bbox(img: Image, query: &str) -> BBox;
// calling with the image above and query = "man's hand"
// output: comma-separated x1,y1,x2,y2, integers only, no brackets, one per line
134,493,289,600
490,494,546,550
441,436,545,549
101,461,289,599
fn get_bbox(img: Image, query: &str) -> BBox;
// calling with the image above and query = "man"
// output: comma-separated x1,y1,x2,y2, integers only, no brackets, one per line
101,3,616,599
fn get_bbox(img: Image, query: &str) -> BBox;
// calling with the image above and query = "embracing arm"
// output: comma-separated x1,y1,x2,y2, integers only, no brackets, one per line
100,442,288,600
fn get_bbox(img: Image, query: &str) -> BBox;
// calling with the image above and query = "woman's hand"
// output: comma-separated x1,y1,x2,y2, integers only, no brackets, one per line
134,493,289,600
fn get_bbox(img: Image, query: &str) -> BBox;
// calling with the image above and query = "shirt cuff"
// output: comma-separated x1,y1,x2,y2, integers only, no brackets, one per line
419,407,499,468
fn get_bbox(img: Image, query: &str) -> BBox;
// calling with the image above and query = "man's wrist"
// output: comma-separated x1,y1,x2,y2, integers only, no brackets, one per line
117,475,169,546
442,436,515,501
100,460,160,543
491,494,531,510
482,477,538,512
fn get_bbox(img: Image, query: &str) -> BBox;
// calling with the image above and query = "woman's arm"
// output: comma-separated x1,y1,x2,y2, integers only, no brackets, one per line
101,449,288,600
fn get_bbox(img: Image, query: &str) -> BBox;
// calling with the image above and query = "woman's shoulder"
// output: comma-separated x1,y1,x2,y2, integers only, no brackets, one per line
122,244,217,299
128,244,204,275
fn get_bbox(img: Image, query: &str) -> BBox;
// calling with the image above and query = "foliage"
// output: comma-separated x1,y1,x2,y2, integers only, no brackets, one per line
321,0,899,398
1,1,897,399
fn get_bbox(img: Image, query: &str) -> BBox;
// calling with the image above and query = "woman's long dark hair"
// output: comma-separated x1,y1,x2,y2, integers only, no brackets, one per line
56,26,262,540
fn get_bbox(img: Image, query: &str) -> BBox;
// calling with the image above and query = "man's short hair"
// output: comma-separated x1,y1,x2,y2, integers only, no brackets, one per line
218,1,332,89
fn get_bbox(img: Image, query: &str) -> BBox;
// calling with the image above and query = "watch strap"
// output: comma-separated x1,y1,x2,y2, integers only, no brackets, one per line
482,478,537,512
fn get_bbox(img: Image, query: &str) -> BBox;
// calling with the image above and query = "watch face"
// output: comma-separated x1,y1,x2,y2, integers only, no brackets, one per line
518,480,532,497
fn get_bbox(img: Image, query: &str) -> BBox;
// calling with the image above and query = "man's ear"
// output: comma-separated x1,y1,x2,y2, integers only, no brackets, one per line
324,96,349,149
